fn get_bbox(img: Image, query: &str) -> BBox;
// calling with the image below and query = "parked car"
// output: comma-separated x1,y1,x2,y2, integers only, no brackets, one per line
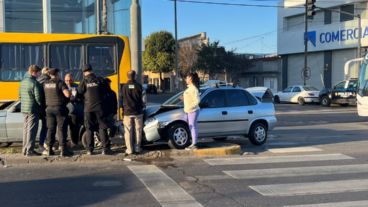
143,86,277,149
319,79,357,107
274,85,320,105
0,100,116,148
246,87,274,103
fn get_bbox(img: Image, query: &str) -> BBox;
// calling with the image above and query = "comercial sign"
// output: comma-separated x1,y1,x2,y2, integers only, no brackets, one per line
307,26,368,47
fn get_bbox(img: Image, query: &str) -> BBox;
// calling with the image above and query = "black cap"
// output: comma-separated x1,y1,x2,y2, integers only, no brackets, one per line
48,68,59,76
83,64,92,72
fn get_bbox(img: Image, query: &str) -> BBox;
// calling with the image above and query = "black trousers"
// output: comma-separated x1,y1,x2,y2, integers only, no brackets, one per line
68,114,79,145
46,106,68,148
84,111,109,151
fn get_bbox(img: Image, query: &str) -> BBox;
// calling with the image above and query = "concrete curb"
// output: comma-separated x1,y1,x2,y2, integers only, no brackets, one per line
0,143,242,166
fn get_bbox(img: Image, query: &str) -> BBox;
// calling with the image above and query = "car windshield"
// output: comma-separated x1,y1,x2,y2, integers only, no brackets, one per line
304,86,318,91
162,88,207,107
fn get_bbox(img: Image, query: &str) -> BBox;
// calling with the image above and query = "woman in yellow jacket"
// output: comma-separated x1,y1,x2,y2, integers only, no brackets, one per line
183,72,201,150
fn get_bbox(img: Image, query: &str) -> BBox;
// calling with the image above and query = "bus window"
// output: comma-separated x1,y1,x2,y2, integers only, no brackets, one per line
358,63,368,96
50,45,83,80
0,44,43,81
87,45,115,77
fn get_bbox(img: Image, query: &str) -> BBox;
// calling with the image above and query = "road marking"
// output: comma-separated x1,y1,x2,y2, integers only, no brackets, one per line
224,164,368,179
128,165,203,207
267,146,322,153
250,179,368,196
284,200,368,207
204,153,354,166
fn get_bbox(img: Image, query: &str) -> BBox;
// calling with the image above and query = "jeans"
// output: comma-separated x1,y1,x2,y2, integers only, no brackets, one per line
22,113,39,154
39,116,47,146
187,110,200,146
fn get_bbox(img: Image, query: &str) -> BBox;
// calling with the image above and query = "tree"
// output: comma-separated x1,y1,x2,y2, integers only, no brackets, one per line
143,31,175,91
195,41,227,80
224,51,253,83
178,43,198,78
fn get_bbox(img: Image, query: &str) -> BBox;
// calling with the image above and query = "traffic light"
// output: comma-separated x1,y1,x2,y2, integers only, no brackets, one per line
307,0,316,18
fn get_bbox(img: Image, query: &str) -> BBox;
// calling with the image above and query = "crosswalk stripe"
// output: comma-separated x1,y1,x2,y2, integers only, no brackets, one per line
128,165,203,207
204,154,354,166
224,164,368,179
267,147,322,153
284,200,368,207
250,179,368,196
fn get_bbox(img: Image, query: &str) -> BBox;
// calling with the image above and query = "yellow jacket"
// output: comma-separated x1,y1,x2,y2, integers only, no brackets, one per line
183,84,200,113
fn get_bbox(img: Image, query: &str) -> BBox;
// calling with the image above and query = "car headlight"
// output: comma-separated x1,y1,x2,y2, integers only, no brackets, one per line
145,117,158,125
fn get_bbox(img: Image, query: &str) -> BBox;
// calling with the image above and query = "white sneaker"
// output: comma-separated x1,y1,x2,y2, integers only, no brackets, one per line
185,145,197,150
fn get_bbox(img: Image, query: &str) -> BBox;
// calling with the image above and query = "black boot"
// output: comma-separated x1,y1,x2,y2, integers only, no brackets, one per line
60,146,73,157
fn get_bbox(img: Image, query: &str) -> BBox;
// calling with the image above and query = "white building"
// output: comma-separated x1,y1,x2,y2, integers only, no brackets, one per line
278,0,368,89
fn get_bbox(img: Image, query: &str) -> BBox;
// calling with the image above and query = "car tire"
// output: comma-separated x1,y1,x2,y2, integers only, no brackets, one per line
167,123,191,149
0,142,13,147
248,122,267,145
298,97,305,105
213,137,227,141
274,96,280,103
321,96,331,107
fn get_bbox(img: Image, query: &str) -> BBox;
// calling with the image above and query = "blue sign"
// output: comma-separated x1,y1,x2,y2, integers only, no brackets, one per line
307,26,368,47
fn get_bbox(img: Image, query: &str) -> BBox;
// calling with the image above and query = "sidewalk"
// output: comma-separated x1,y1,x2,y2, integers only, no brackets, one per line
0,141,241,166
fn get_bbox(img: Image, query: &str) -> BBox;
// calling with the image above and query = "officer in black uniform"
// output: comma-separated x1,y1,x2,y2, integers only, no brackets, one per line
43,68,73,157
77,64,112,155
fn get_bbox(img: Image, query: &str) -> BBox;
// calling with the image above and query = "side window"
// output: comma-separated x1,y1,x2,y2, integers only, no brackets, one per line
348,80,357,89
200,90,226,108
0,44,43,81
226,90,250,107
88,45,115,77
292,87,301,92
50,44,83,80
283,87,292,93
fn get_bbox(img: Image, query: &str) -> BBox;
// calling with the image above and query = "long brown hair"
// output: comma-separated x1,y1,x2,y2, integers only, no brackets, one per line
187,72,200,90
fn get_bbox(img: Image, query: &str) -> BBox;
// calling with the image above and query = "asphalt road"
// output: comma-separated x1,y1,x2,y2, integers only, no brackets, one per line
2,100,368,207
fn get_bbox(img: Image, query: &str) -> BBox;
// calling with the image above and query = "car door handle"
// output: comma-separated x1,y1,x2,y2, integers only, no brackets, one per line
248,110,253,114
222,111,228,115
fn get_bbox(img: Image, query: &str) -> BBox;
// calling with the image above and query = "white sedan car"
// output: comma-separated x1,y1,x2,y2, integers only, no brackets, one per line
274,85,320,105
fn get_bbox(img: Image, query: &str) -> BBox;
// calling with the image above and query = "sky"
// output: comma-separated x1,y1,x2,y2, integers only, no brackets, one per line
141,0,280,55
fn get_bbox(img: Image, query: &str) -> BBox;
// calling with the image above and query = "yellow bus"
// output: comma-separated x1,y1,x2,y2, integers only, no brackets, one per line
0,32,131,101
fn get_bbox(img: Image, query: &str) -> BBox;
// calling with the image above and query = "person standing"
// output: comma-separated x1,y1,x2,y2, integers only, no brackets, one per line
37,67,50,152
78,64,112,155
64,73,82,146
122,70,145,155
183,72,201,150
43,68,72,157
19,65,42,156
104,78,118,138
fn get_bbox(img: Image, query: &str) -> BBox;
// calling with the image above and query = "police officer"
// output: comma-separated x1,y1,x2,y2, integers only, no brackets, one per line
78,64,112,155
43,68,73,157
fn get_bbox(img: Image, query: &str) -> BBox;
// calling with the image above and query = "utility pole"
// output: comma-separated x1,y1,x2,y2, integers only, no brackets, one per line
130,0,142,83
304,0,316,86
174,0,179,91
96,0,101,34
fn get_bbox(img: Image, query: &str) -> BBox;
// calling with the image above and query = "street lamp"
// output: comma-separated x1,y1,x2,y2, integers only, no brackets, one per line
174,0,179,92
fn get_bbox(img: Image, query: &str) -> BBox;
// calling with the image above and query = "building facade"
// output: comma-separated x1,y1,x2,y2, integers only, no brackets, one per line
238,55,282,92
0,0,132,35
278,0,368,90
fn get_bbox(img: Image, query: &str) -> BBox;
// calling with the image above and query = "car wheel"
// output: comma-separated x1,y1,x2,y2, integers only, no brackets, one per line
321,96,331,107
274,96,280,103
167,123,191,149
298,97,305,105
248,122,267,145
213,137,227,141
0,142,13,147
